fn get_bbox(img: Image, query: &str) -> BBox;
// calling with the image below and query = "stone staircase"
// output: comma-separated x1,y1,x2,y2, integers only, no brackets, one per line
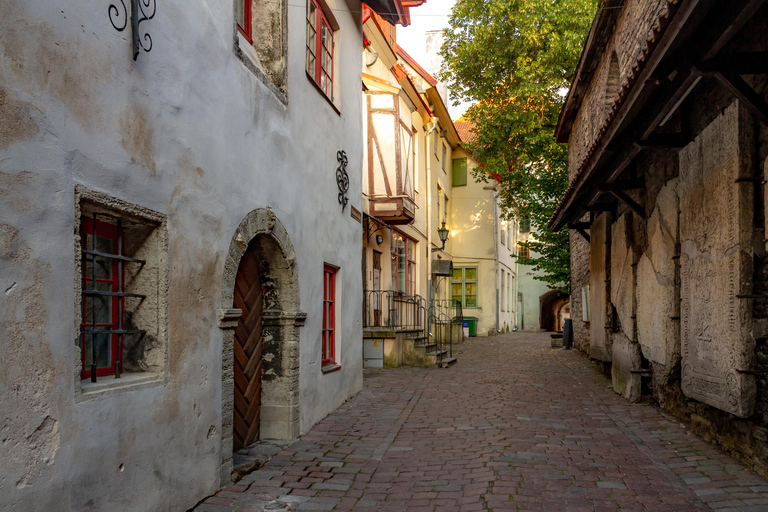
406,333,457,368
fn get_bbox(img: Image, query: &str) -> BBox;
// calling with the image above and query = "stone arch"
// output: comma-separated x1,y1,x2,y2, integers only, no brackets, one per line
539,289,569,332
217,208,305,485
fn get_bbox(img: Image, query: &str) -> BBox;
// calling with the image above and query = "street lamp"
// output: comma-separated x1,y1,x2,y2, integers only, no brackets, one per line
432,221,449,252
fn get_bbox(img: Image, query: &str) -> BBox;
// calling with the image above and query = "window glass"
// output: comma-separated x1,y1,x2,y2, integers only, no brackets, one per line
452,158,467,187
306,0,334,100
451,267,478,308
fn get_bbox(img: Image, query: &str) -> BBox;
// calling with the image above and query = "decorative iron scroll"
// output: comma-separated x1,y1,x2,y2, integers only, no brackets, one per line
336,150,349,213
109,0,129,32
109,0,156,60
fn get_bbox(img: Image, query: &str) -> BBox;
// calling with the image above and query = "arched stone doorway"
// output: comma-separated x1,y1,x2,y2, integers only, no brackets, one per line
539,289,569,331
217,208,306,484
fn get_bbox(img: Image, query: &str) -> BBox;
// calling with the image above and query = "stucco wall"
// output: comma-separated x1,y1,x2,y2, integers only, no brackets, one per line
0,1,364,510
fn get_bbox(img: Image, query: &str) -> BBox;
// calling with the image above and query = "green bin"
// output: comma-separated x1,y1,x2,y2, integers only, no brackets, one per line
463,316,478,337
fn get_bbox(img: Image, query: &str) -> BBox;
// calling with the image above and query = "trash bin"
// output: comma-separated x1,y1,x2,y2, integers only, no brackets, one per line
463,316,478,337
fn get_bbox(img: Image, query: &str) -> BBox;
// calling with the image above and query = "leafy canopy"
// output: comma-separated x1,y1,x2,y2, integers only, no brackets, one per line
439,0,597,293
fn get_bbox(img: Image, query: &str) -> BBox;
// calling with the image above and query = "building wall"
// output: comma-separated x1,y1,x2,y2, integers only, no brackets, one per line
449,148,517,336
563,2,768,478
0,1,364,510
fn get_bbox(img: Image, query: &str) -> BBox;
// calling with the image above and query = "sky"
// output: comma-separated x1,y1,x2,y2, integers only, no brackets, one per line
396,0,472,120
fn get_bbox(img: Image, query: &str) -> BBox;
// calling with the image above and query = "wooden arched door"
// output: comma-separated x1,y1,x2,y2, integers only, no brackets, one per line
232,248,264,451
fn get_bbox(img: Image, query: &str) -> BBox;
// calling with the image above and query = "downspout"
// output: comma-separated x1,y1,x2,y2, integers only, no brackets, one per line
493,191,500,333
425,117,438,303
485,184,500,333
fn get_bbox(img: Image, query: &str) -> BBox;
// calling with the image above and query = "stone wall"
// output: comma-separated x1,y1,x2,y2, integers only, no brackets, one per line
569,229,590,351
564,1,768,478
568,0,670,179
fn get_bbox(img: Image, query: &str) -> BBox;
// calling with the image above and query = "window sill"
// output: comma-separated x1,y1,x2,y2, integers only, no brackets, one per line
77,372,164,402
306,72,341,115
321,363,342,374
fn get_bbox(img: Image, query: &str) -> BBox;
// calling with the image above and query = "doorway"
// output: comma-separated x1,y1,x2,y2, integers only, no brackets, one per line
232,248,264,451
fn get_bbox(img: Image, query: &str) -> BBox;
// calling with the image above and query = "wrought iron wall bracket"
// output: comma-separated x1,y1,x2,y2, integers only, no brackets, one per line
109,0,156,60
336,150,350,213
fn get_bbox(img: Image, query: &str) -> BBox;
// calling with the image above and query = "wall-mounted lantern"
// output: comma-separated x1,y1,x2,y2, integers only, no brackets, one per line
432,221,449,252
375,234,384,245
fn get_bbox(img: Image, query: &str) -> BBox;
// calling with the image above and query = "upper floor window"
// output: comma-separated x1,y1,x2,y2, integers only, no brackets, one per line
519,216,531,233
236,0,252,43
235,0,287,97
441,144,447,172
307,0,334,100
500,220,506,246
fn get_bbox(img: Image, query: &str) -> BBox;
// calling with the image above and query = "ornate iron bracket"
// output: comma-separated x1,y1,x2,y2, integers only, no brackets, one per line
336,150,349,213
109,0,156,60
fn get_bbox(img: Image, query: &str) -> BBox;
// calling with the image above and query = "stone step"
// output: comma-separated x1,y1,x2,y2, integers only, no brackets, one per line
438,357,457,368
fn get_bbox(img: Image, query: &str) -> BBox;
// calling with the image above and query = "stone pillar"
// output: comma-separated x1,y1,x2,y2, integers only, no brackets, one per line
217,307,242,486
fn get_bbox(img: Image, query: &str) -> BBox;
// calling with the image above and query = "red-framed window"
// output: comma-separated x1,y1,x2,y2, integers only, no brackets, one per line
322,265,337,367
306,0,334,99
80,218,121,380
391,232,416,296
237,0,252,43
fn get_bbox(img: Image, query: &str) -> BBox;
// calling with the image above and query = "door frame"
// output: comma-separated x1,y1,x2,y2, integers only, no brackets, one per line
217,208,306,486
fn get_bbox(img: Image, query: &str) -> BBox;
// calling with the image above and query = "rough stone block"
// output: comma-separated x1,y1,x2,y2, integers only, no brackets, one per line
589,213,611,361
637,178,680,383
611,333,642,402
611,213,634,341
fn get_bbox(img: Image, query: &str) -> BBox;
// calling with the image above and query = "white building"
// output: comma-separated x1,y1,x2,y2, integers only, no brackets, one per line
0,1,402,510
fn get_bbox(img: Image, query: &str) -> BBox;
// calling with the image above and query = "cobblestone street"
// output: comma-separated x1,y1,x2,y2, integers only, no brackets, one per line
195,332,768,512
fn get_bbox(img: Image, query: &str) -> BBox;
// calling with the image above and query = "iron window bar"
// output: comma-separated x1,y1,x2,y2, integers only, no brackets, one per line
83,213,146,383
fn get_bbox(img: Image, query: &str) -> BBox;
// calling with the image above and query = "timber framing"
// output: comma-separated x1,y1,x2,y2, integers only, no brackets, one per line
549,0,768,232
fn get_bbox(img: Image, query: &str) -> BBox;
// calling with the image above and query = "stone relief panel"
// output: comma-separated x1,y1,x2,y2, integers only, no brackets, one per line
679,102,756,418
637,178,680,384
589,212,611,361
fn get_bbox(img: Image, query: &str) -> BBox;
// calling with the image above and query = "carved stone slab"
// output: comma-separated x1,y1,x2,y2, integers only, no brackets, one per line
589,213,611,361
678,102,755,417
637,178,680,384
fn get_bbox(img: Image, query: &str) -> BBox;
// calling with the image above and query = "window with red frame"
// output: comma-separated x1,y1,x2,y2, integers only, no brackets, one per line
306,0,334,99
322,265,337,367
391,232,416,296
236,0,252,42
80,217,121,380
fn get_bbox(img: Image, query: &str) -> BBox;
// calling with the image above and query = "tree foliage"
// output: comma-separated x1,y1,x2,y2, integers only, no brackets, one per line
439,0,597,293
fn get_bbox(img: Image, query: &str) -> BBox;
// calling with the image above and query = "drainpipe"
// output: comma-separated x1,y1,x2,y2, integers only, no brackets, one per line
484,185,500,333
425,117,438,302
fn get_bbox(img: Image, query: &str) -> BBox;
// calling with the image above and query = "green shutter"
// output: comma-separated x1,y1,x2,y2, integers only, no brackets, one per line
452,158,467,187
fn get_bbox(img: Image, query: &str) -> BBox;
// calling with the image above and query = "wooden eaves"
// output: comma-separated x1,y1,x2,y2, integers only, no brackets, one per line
549,0,768,232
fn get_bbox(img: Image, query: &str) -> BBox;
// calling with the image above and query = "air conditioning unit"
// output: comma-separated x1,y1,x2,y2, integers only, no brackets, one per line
431,259,453,276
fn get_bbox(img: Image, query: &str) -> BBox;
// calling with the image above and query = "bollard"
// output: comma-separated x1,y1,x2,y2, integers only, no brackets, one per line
563,319,573,350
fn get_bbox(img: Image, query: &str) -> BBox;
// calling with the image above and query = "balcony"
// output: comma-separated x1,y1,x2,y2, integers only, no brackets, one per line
368,196,416,225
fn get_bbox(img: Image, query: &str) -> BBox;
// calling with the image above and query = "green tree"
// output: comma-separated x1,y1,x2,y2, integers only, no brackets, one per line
440,0,597,293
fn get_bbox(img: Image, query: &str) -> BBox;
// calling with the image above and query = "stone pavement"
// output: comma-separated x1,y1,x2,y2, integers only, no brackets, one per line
194,332,768,512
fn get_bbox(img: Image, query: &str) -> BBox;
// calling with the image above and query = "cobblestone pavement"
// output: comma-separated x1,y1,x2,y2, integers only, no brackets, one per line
195,332,768,512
